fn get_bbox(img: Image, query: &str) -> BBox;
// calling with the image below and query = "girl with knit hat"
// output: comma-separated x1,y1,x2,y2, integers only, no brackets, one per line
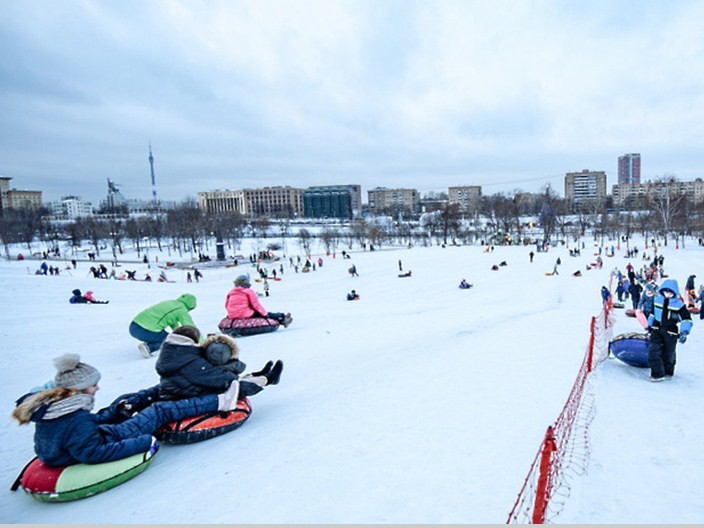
12,353,241,467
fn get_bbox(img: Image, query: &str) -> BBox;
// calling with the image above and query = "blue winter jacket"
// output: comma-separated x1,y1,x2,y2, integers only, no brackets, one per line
32,407,152,467
647,279,693,337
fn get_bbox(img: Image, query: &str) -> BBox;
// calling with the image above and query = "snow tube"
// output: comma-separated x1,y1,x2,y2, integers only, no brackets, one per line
14,450,156,502
625,308,636,317
155,398,252,444
218,317,280,337
612,301,625,309
609,332,649,368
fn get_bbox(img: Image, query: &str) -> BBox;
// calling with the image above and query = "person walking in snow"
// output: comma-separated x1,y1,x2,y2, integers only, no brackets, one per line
129,294,199,358
156,326,283,402
349,264,359,277
225,275,292,327
12,353,242,467
646,279,693,381
628,280,643,310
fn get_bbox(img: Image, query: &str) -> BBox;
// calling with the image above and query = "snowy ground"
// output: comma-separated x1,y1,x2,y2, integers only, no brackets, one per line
1,237,702,523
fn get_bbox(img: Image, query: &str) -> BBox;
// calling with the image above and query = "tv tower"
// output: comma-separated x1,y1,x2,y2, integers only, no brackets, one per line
148,143,158,204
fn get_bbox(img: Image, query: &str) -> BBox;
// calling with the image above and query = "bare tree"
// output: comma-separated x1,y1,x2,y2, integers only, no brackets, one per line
646,175,686,246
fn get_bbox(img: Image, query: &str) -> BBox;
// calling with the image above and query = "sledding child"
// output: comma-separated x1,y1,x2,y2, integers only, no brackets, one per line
12,353,241,467
156,326,283,401
646,279,693,381
69,289,89,304
347,290,360,300
225,275,292,327
84,291,109,304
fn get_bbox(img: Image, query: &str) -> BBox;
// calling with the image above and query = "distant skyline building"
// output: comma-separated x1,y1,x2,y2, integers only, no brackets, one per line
564,169,607,206
198,186,305,218
0,176,43,211
303,185,361,219
618,153,641,185
448,185,482,214
367,187,420,215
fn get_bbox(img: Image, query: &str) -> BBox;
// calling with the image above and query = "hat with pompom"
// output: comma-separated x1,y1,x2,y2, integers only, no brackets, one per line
54,353,101,390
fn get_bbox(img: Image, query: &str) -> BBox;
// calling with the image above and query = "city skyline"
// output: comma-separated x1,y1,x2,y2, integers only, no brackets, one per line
2,1,703,205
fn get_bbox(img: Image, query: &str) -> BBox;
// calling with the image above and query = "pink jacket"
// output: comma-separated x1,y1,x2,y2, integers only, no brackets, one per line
225,286,268,318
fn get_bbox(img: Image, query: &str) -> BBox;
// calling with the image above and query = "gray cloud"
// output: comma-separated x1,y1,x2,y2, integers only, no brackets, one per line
1,0,702,205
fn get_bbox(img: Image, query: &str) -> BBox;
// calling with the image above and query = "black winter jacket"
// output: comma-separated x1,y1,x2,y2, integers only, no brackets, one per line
156,333,236,399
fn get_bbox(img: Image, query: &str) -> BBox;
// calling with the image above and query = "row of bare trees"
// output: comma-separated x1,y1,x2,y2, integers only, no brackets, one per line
2,185,703,259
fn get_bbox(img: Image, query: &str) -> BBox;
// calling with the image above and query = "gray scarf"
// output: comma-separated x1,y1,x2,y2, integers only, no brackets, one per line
42,393,95,420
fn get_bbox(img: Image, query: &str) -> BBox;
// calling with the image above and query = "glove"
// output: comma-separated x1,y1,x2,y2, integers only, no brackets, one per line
149,436,160,456
679,334,688,344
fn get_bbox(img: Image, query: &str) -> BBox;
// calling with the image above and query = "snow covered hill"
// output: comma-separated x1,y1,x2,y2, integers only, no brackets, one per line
1,238,702,523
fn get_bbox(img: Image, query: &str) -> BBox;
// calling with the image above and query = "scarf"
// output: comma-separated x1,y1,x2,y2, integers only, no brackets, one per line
42,393,95,420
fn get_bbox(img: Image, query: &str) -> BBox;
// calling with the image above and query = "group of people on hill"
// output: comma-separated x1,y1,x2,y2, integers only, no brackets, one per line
16,273,291,470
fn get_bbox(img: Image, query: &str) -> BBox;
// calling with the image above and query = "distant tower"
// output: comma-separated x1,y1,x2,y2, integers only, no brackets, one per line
148,144,158,204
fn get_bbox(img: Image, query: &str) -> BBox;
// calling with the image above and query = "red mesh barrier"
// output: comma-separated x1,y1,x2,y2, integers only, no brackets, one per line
507,303,615,524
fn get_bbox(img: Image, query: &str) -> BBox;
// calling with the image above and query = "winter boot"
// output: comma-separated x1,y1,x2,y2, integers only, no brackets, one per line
265,360,284,386
251,360,274,377
217,380,241,411
282,313,293,328
137,342,152,359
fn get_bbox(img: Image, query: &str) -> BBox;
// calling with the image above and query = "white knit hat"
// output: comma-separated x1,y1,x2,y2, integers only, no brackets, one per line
54,353,101,390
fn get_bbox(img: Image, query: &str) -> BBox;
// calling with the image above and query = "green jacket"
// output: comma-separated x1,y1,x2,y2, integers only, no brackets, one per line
132,294,197,333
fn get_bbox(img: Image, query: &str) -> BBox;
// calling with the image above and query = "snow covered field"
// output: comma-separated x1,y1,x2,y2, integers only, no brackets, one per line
1,237,702,523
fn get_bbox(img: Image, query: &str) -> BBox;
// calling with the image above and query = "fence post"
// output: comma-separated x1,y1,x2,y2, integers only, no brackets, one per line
532,426,557,524
587,316,596,373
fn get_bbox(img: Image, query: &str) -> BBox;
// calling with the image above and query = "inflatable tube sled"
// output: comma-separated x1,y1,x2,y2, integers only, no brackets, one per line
612,301,626,309
155,398,252,444
218,317,280,337
625,308,636,317
13,450,156,502
609,332,649,368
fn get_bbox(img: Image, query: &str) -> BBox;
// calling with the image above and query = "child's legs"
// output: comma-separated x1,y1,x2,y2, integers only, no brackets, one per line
239,376,267,398
105,394,219,437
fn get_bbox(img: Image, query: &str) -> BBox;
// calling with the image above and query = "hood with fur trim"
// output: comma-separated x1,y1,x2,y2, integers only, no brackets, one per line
202,333,239,365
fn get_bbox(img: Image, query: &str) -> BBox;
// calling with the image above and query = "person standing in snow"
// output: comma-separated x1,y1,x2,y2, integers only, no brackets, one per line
628,280,643,310
12,353,241,467
646,279,693,381
225,275,292,327
129,294,199,358
638,282,657,318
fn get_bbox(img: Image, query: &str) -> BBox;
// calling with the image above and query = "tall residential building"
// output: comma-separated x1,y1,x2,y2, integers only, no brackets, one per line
618,153,641,185
303,185,361,219
367,187,420,215
564,169,607,206
0,176,43,211
448,185,482,214
198,186,304,218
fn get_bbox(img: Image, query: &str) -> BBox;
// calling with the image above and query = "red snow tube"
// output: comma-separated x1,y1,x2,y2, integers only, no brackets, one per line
218,317,280,337
154,398,252,444
13,450,155,502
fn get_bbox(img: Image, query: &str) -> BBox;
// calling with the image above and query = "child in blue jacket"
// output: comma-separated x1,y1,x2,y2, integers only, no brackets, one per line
12,353,240,467
646,279,693,381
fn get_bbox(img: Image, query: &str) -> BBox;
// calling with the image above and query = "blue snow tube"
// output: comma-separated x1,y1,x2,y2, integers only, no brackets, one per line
609,332,649,368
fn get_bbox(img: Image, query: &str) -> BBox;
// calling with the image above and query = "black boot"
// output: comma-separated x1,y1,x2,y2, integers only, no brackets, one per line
251,360,274,377
265,360,284,385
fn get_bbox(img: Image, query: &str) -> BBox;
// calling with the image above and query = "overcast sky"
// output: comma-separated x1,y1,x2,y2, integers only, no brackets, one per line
2,0,703,205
